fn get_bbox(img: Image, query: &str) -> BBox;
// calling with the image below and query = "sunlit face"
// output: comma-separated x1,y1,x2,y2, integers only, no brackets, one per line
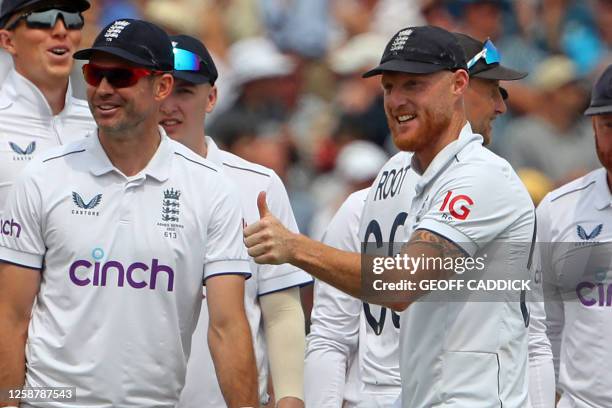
159,78,217,142
381,70,458,152
0,12,82,85
465,77,506,144
86,53,172,138
594,113,612,171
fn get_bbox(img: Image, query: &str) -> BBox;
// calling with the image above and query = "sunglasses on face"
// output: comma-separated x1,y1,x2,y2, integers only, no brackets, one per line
6,8,84,30
173,47,206,71
82,64,160,88
466,39,501,69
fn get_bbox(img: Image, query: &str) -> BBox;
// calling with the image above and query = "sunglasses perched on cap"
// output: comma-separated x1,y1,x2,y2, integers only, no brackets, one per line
82,64,162,88
173,47,206,71
6,8,84,30
466,39,501,69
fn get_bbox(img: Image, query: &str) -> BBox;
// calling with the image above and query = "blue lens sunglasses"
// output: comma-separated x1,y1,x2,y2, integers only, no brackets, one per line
173,47,206,71
466,39,501,69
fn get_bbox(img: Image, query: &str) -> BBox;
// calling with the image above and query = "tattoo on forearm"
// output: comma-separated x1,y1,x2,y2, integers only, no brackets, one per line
402,230,464,259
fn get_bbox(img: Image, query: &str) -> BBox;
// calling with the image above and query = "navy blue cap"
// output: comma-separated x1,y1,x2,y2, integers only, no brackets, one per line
363,26,467,78
585,65,612,116
170,34,218,85
0,0,89,27
73,19,173,72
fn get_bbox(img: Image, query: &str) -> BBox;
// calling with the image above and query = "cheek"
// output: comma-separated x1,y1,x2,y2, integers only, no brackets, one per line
68,31,82,47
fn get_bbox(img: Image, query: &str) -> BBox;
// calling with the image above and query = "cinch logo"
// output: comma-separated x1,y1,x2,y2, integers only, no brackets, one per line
9,141,36,160
577,224,603,241
68,248,175,291
72,192,102,216
104,20,130,42
577,281,612,307
0,218,21,238
439,191,474,220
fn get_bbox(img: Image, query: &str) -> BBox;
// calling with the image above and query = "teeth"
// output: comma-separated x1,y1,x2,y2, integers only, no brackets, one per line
398,114,416,122
51,48,67,55
99,105,117,110
162,120,180,126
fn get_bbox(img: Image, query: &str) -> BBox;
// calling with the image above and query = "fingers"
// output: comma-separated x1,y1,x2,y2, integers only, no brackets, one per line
257,191,270,219
244,230,268,249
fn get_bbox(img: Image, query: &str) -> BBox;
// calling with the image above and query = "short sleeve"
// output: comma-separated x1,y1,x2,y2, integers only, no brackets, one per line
257,171,312,295
0,168,45,269
203,177,251,280
416,164,532,256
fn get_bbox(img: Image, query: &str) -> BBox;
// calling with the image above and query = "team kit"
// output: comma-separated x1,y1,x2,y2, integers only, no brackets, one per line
1,0,612,407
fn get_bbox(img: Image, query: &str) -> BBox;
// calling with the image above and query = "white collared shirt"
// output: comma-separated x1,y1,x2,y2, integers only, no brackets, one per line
0,129,250,407
0,68,95,215
178,137,312,407
359,124,535,408
534,168,612,408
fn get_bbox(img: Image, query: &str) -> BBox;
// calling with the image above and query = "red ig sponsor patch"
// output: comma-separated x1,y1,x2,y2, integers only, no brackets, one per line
439,191,474,220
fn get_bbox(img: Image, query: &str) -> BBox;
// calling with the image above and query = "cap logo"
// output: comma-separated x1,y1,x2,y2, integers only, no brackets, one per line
104,20,130,42
389,29,413,52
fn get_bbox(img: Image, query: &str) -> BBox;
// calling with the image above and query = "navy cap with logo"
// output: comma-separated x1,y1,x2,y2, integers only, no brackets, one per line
454,33,526,81
585,65,612,116
362,25,467,78
0,0,90,27
170,35,218,85
73,18,173,72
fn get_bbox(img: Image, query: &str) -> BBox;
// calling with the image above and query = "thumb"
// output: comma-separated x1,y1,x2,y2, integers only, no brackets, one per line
257,191,270,219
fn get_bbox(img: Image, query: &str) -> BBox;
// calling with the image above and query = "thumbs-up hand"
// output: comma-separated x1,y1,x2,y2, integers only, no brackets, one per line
244,191,295,265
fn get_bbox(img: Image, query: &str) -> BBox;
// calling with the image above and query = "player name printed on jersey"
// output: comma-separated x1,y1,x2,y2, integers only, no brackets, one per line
0,217,21,238
373,163,411,201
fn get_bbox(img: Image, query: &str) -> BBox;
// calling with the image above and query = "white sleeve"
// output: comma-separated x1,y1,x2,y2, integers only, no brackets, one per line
416,164,532,256
258,172,312,295
203,176,251,280
527,220,556,408
304,191,365,408
0,166,45,269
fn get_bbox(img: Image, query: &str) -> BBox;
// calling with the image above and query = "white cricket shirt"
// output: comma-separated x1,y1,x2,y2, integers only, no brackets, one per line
359,123,535,408
535,168,612,408
0,68,95,215
178,137,312,407
0,129,251,407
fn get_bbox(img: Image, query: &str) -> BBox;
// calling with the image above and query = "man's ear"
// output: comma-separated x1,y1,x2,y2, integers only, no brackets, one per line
0,29,17,56
154,73,174,101
452,69,470,95
206,85,218,113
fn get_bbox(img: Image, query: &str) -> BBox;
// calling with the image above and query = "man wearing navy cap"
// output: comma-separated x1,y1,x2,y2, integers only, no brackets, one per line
159,34,311,408
0,0,95,217
244,25,535,407
531,64,612,408
0,19,258,407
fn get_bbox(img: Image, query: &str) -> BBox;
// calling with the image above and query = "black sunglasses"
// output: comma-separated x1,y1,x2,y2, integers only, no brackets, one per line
6,9,84,30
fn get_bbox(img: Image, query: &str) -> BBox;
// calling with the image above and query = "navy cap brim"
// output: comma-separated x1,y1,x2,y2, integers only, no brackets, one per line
0,0,90,27
173,71,213,85
74,47,159,70
473,64,527,81
585,105,612,116
362,60,450,78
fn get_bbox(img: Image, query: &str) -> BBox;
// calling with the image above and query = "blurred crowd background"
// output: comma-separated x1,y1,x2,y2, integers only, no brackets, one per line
2,0,610,237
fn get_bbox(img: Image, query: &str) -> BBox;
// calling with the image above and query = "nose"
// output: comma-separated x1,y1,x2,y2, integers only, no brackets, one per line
494,89,507,115
95,77,115,96
51,17,68,37
160,98,178,115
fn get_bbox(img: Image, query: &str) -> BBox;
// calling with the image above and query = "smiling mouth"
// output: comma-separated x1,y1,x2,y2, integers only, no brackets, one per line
49,47,69,56
397,114,416,124
160,119,182,126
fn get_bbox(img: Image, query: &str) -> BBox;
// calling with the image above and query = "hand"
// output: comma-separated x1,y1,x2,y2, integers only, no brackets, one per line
244,192,296,265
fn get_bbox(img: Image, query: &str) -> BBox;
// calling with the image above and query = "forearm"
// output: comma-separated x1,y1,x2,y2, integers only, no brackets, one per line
0,313,27,405
208,315,259,407
288,234,362,298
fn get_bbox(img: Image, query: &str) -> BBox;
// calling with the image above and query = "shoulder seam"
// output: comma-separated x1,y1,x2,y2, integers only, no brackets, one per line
174,152,218,172
550,180,596,203
42,149,86,163
222,162,270,178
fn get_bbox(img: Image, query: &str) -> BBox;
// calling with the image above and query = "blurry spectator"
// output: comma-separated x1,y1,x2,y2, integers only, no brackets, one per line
504,56,599,184
97,0,143,27
260,0,329,59
309,140,388,239
517,168,554,206
145,0,202,35
454,0,506,41
420,0,457,31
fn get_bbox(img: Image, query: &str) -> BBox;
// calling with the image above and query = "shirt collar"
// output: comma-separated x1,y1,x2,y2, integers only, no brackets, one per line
413,122,482,195
204,135,222,166
0,68,77,116
593,168,612,211
87,126,173,182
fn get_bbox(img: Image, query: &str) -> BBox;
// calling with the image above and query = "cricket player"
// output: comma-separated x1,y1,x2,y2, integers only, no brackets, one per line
530,64,612,408
158,34,311,408
244,25,535,408
0,19,258,407
0,0,95,215
304,32,530,408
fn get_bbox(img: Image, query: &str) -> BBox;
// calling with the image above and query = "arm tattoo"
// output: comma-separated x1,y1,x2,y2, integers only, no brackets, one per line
401,229,465,260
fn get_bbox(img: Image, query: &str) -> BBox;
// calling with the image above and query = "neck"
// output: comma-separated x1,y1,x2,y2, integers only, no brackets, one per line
98,122,161,177
414,114,467,172
16,67,69,115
